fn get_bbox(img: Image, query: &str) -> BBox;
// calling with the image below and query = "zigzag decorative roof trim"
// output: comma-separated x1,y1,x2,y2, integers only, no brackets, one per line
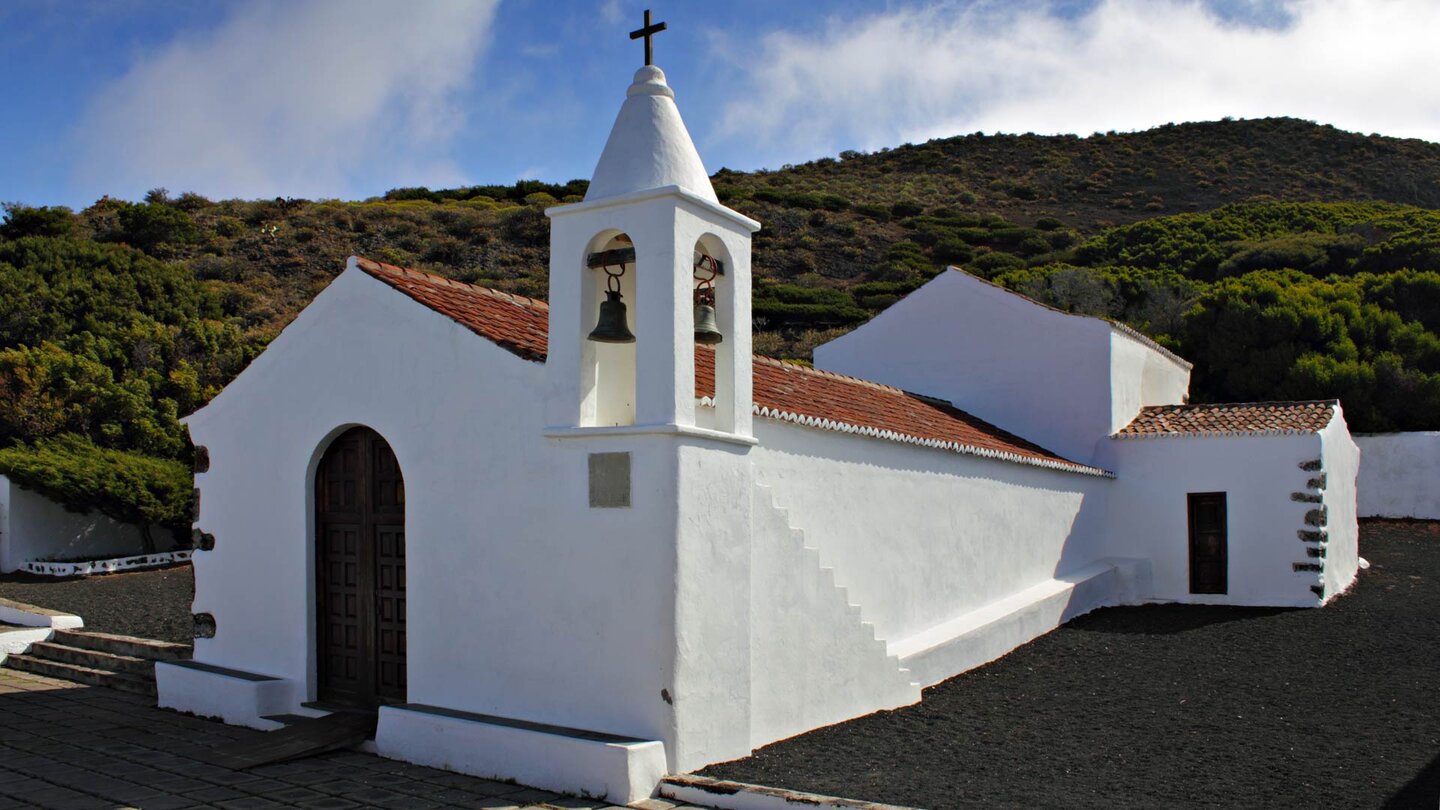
696,397,1112,477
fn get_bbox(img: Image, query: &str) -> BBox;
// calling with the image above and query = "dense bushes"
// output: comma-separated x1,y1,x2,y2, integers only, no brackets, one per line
0,434,193,551
1,119,1439,525
987,202,1440,432
0,232,244,521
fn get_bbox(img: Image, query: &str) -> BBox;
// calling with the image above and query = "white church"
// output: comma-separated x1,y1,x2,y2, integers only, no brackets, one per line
157,51,1361,803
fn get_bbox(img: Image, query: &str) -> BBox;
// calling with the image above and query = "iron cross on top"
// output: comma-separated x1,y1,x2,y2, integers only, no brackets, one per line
630,9,667,66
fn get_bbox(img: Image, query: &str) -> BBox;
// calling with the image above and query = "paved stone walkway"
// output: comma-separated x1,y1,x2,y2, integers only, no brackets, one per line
0,669,706,810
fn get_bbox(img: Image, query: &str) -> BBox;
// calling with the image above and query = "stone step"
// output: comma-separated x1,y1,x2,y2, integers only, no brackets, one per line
4,655,156,697
52,629,191,661
27,642,156,677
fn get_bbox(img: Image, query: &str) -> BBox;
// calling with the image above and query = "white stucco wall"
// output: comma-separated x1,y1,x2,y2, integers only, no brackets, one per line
749,421,1111,649
747,482,919,749
1108,329,1191,436
185,266,680,757
1098,431,1330,607
1354,433,1440,519
0,475,171,573
813,270,1190,466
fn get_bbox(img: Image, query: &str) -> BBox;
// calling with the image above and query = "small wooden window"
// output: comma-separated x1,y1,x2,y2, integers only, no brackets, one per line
1188,492,1227,594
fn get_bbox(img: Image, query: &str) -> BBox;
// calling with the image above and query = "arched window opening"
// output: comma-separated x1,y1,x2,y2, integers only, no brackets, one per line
580,232,637,427
693,234,736,433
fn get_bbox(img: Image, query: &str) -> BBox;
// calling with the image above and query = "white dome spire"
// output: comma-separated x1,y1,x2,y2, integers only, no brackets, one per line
584,65,717,203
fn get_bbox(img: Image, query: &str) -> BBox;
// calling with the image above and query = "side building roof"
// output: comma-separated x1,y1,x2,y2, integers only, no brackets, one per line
1114,401,1339,438
355,258,1109,477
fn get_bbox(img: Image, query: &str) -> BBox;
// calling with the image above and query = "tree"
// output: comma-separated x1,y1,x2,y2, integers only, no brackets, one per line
0,205,76,240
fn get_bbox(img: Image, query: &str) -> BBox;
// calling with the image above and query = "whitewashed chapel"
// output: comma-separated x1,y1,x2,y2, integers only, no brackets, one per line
157,38,1361,803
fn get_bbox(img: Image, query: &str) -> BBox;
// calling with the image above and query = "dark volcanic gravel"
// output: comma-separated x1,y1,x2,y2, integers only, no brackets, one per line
0,563,193,644
703,520,1440,809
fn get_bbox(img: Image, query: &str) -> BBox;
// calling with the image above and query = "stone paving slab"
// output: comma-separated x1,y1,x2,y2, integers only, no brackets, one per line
0,669,721,810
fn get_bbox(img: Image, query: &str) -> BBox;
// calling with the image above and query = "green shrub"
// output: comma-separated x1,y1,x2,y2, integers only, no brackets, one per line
1,205,76,240
0,434,193,551
112,203,200,253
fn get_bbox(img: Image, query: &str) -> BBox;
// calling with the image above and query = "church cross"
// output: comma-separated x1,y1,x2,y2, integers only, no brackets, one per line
629,9,667,67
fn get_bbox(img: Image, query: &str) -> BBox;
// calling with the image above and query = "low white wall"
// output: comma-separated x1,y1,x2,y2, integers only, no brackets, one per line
1355,433,1440,519
0,475,174,573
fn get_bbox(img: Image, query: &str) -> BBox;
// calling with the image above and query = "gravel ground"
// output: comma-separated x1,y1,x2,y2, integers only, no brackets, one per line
703,520,1440,809
0,563,193,644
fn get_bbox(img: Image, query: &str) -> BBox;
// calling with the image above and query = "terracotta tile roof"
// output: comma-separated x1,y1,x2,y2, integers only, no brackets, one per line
1115,401,1338,438
698,351,1105,475
354,257,1107,477
356,258,549,362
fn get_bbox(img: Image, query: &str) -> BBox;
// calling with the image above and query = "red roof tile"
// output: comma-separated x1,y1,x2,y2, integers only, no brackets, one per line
1116,401,1337,438
355,257,1106,476
357,258,549,362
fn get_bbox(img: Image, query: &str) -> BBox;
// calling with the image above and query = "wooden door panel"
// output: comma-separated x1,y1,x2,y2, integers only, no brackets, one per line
316,428,406,709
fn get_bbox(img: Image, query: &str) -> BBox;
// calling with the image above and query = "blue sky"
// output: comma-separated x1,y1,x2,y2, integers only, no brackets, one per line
1,0,1437,210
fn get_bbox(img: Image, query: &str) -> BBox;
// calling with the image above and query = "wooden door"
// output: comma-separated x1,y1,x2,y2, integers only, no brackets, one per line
316,427,406,708
1188,492,1227,594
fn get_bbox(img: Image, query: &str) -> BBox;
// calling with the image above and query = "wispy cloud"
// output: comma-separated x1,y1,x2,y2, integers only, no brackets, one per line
72,0,498,202
713,0,1440,167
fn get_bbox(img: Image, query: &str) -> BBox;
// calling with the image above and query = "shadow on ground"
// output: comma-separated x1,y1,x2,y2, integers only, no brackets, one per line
1067,603,1297,635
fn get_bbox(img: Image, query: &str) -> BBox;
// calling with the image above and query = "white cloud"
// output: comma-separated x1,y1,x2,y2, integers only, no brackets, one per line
599,0,625,25
73,0,498,202
713,0,1440,167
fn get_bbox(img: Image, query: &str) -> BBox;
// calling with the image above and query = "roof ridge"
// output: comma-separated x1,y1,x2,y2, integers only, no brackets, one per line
1143,399,1339,410
354,256,550,312
753,354,909,394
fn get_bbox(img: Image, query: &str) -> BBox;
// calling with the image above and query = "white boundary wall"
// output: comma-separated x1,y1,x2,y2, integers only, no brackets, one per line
0,475,172,573
1355,433,1440,519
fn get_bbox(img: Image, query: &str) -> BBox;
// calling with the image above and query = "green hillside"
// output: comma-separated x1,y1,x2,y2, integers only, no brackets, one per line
3,117,1440,523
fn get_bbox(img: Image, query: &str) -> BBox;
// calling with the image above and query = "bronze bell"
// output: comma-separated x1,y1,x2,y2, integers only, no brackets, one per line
588,290,636,343
694,301,723,344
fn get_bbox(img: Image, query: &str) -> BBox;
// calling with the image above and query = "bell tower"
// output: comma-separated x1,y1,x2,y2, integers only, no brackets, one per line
540,15,764,773
543,60,760,441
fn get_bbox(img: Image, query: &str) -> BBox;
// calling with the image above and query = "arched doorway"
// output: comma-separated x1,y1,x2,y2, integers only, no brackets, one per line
315,426,406,709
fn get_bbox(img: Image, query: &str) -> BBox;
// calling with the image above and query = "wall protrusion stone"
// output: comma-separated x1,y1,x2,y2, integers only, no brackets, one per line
190,529,215,551
193,613,216,639
1298,529,1327,543
1290,491,1323,503
1304,507,1328,527
1298,459,1323,472
1306,473,1326,490
193,446,210,474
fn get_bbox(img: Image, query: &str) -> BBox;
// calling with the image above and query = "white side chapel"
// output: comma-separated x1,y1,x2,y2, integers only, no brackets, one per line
157,20,1362,804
